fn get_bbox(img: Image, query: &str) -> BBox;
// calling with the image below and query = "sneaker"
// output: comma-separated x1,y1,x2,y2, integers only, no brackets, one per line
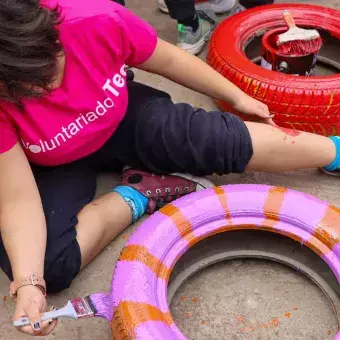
177,9,217,55
122,168,214,213
197,0,237,14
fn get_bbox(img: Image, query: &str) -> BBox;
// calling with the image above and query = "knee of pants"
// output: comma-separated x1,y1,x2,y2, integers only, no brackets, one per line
44,239,82,294
135,100,254,175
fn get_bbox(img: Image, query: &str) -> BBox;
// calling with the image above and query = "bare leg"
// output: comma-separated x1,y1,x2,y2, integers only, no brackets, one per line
72,123,337,268
76,192,132,268
245,122,336,172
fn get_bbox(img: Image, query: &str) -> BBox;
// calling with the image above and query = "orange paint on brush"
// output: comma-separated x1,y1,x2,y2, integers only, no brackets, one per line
112,301,173,339
313,205,340,251
119,245,171,280
213,186,232,223
263,187,288,228
160,204,197,246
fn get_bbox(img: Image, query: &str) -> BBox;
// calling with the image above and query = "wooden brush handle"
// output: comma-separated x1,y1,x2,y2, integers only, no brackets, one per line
283,10,296,28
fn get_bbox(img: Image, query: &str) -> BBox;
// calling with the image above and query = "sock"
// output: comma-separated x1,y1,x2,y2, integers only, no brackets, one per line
324,136,340,171
178,11,199,32
112,186,148,223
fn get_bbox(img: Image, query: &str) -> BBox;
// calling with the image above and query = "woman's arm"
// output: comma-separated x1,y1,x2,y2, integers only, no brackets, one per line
138,38,274,125
0,143,55,335
0,143,45,279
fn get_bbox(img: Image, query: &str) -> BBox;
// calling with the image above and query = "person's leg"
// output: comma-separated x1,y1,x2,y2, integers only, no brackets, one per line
107,82,339,178
245,123,336,172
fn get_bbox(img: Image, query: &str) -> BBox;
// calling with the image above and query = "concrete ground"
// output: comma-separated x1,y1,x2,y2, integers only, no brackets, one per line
1,0,340,339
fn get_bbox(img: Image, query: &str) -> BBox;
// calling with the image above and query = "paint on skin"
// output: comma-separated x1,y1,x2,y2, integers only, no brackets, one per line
277,126,301,137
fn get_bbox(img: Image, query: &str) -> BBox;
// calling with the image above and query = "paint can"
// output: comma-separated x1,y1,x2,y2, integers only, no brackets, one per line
261,28,318,76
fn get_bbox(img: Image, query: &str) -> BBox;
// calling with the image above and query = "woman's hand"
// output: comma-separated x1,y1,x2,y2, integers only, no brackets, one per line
13,285,57,336
139,39,276,127
232,94,276,126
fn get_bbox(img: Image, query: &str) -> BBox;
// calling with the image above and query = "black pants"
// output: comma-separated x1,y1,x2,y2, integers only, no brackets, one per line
0,82,252,293
164,0,274,22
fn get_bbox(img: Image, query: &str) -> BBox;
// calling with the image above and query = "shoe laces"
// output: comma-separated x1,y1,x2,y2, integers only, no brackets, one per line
146,175,191,207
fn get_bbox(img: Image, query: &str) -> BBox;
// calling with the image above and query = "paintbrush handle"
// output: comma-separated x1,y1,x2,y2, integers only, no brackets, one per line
283,10,296,29
13,301,78,327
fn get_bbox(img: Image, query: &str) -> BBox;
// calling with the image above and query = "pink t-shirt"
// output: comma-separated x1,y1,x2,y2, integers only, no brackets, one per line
0,0,157,166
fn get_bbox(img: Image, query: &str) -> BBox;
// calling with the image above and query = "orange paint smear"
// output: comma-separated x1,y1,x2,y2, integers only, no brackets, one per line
277,127,301,137
237,307,301,334
263,187,288,228
119,245,171,280
160,204,197,246
313,205,340,251
112,301,173,339
213,186,232,223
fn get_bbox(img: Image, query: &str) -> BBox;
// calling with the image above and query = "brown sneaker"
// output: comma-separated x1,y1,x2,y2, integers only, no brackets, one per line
121,168,214,213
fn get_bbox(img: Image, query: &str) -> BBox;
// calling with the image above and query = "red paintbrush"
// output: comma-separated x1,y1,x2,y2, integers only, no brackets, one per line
276,10,323,56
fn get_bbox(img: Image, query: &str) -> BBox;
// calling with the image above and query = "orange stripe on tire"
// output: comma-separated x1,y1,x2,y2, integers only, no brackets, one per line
160,204,197,246
263,187,288,228
112,301,173,339
119,245,171,280
213,186,232,223
312,205,340,253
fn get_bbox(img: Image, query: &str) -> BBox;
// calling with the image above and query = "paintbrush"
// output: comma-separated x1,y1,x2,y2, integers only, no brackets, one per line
13,293,111,327
276,10,322,56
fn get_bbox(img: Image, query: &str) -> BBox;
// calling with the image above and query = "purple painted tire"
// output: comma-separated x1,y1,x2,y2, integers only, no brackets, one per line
110,185,340,339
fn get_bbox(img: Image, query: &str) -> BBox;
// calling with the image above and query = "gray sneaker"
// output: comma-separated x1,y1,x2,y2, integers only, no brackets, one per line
177,10,217,55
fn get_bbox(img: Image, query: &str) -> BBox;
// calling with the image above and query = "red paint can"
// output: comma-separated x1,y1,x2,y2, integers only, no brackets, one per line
261,28,318,76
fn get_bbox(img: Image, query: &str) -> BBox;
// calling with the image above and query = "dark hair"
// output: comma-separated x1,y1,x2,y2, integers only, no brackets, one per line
0,0,63,104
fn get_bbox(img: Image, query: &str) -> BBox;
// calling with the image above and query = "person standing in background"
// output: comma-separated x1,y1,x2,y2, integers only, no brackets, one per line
157,0,274,54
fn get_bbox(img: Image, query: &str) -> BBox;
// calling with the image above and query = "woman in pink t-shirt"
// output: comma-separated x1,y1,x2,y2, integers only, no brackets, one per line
0,0,339,336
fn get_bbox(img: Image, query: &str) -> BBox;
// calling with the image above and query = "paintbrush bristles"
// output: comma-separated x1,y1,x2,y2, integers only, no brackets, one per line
88,292,111,321
277,28,320,45
278,38,323,56
276,10,322,56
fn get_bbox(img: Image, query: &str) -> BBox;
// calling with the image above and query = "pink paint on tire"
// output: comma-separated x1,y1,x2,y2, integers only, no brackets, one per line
110,185,340,339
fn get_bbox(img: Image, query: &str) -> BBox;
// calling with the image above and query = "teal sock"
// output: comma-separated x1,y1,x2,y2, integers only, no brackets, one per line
111,186,148,223
324,136,340,171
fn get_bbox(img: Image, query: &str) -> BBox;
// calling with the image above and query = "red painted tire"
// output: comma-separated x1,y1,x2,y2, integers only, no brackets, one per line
207,4,340,136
